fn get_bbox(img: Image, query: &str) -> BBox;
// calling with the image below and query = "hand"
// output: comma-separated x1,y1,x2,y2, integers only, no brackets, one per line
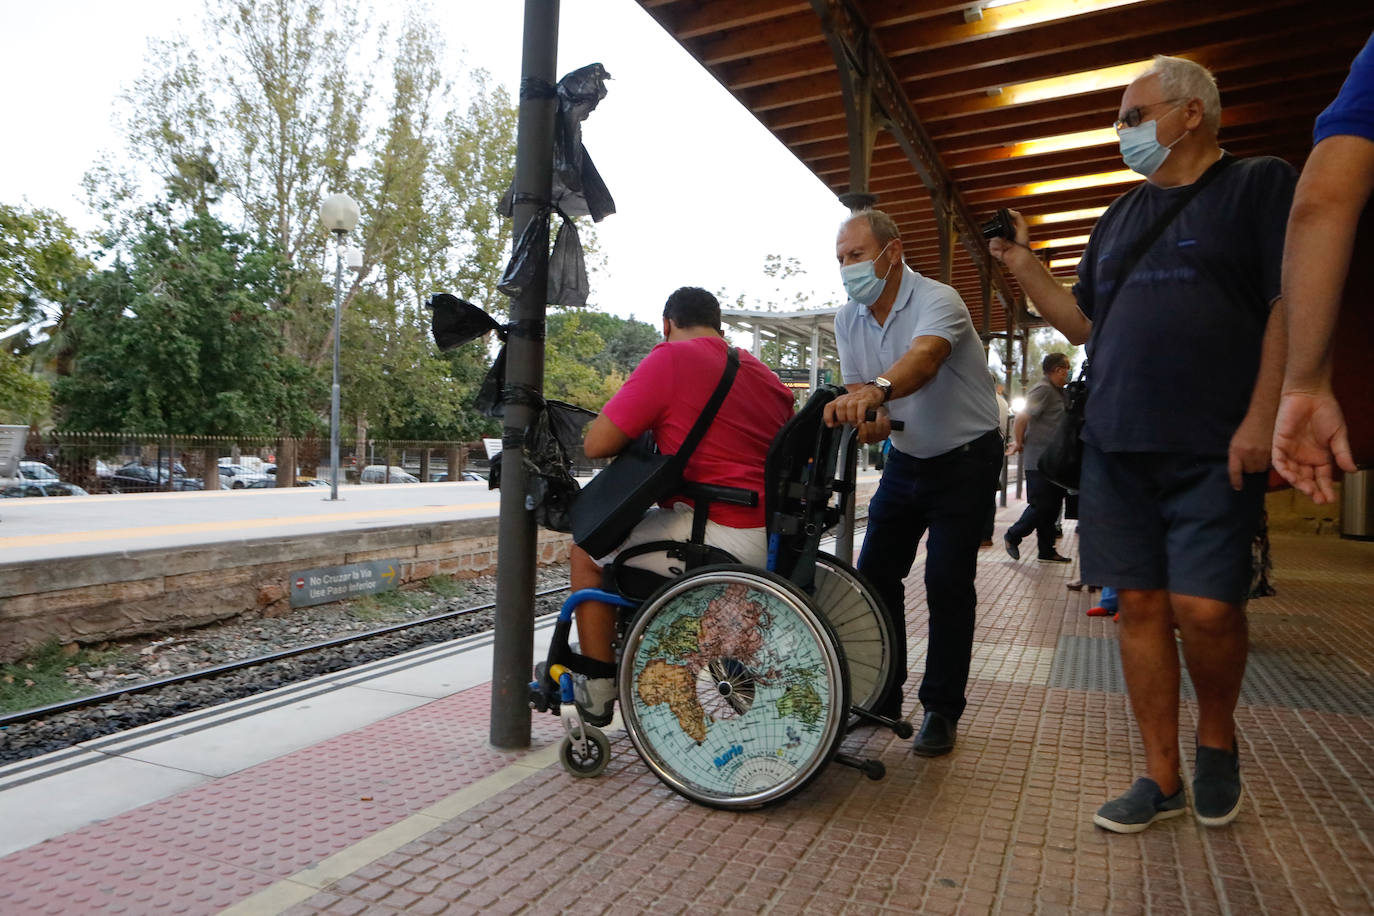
1227,408,1274,491
1272,389,1356,504
824,385,886,429
856,411,892,445
1005,440,1023,457
988,208,1030,264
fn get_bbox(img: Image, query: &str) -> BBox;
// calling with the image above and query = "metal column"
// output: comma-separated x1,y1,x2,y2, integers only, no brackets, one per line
490,0,559,750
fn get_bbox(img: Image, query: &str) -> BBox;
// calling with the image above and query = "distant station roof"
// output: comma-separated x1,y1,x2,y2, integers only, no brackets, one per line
722,307,841,371
636,0,1374,335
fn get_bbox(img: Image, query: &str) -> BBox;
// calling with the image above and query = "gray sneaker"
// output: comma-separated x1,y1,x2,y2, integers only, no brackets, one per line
572,674,616,727
1193,743,1242,827
1093,777,1187,834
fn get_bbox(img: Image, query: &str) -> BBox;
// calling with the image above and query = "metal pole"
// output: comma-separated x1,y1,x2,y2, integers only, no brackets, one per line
329,233,344,501
491,0,558,750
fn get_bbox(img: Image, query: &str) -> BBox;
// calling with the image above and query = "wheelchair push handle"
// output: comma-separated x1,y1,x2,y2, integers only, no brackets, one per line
864,410,904,431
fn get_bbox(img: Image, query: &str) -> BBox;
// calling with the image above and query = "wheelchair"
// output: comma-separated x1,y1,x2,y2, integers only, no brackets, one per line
529,384,910,809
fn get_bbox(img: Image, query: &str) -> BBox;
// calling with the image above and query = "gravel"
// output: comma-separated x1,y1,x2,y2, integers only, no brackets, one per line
0,565,571,766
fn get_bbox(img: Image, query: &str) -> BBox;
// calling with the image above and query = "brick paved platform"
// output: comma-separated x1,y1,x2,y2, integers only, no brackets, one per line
1,517,1370,915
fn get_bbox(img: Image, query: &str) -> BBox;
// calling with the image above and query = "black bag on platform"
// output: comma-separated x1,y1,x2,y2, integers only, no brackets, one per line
1037,155,1237,491
570,346,740,557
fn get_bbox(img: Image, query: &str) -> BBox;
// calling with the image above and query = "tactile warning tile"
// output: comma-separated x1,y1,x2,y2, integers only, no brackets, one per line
0,834,277,915
0,680,568,915
1047,634,1374,716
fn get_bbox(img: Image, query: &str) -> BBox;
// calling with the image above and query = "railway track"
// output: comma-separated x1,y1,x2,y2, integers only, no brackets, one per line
0,585,571,765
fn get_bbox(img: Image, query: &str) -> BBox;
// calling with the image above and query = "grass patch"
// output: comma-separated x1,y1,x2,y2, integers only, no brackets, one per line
348,596,387,621
0,640,109,715
426,574,467,600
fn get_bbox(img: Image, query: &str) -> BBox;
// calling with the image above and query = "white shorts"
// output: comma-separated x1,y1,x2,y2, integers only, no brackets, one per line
595,502,768,576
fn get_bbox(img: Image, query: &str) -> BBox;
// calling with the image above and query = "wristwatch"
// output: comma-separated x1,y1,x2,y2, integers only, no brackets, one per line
866,376,893,403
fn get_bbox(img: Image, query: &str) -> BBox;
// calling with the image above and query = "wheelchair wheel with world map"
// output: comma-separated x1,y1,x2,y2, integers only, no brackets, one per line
617,565,850,809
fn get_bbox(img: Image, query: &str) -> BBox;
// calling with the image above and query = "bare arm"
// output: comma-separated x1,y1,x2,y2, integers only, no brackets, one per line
989,210,1093,345
1281,135,1374,389
823,334,953,435
583,413,632,459
1006,410,1029,456
1272,135,1372,501
1228,298,1286,489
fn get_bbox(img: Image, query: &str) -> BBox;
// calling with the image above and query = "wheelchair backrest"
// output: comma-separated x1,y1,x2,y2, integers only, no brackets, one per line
764,384,850,585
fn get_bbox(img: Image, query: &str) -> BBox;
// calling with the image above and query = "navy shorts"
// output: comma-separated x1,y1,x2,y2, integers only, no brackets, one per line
1078,445,1265,604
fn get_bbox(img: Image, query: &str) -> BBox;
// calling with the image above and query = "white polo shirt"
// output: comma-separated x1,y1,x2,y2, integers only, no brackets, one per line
834,265,999,458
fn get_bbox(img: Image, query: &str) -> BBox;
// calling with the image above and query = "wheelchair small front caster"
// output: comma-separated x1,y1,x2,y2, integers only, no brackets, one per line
894,720,914,740
560,726,611,777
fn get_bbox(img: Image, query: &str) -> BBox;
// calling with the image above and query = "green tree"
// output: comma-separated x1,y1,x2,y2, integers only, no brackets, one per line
542,313,625,410
0,204,91,356
55,210,318,436
97,2,523,444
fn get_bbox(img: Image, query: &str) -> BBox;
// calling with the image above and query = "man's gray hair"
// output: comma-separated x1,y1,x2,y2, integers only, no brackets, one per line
1144,55,1221,134
844,208,901,247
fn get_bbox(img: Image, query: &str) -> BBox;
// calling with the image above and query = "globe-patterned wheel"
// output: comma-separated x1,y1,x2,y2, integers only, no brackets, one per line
618,566,848,809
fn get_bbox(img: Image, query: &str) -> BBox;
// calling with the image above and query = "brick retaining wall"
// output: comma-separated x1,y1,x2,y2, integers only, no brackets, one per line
0,518,572,663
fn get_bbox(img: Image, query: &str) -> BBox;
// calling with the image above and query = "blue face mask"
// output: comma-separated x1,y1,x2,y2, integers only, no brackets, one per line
840,240,896,305
1118,107,1183,177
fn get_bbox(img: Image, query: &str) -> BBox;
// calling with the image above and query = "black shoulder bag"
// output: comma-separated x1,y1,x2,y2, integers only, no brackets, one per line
571,346,741,557
1038,155,1237,490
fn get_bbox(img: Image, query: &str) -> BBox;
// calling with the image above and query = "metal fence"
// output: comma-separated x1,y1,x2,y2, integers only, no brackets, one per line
16,432,499,494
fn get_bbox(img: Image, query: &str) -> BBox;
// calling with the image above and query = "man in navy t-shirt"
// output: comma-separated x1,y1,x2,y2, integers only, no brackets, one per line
1273,32,1373,502
989,56,1295,834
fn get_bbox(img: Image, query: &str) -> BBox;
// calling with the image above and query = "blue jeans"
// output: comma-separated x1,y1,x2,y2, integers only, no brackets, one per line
858,429,1003,722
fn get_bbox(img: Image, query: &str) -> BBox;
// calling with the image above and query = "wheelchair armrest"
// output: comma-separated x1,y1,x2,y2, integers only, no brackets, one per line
679,481,759,508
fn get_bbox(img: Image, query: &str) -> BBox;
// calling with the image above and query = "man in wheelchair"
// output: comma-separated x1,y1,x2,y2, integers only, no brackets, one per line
567,287,795,725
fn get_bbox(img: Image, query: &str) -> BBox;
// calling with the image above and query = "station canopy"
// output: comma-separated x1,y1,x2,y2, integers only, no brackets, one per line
636,0,1374,335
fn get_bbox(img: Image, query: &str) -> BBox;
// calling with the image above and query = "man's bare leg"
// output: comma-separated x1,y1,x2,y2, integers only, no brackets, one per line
1117,587,1182,794
1172,593,1247,751
570,545,616,664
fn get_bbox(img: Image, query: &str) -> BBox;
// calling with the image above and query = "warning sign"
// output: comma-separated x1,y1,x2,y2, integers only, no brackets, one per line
290,559,401,608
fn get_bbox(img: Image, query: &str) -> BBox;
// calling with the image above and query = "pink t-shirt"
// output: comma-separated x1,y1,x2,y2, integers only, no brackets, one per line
600,336,794,528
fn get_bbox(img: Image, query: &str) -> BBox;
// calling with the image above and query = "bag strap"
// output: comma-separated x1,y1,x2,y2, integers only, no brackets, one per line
672,345,740,467
1089,153,1237,356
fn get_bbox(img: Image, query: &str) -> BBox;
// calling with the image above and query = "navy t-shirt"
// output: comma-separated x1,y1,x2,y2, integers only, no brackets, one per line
1073,155,1296,457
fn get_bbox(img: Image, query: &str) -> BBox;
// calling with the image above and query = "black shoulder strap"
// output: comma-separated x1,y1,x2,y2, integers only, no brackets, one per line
1087,153,1237,364
672,346,740,466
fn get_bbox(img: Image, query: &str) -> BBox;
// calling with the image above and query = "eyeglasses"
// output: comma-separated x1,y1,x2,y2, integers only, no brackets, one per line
1114,98,1184,131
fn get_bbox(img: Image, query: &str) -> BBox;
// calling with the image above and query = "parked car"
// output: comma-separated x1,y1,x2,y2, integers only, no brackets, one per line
107,463,203,493
19,460,61,482
429,471,486,482
359,465,420,484
218,463,274,489
1,481,89,498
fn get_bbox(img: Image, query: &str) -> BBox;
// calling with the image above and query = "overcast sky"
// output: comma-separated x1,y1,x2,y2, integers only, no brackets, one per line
0,0,853,326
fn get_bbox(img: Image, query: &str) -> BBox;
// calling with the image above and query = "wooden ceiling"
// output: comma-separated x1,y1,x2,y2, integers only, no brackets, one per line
635,0,1374,335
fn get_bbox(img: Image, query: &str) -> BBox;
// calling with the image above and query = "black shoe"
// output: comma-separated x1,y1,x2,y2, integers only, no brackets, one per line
1038,551,1071,563
912,711,956,757
1003,535,1021,560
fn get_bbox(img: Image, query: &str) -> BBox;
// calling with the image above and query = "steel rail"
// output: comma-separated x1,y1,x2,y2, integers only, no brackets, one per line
0,584,573,729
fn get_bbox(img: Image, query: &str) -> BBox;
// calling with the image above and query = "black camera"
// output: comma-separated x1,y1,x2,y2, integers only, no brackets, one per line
980,208,1015,241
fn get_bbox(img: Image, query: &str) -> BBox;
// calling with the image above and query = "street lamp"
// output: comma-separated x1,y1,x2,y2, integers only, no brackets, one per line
320,192,359,501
